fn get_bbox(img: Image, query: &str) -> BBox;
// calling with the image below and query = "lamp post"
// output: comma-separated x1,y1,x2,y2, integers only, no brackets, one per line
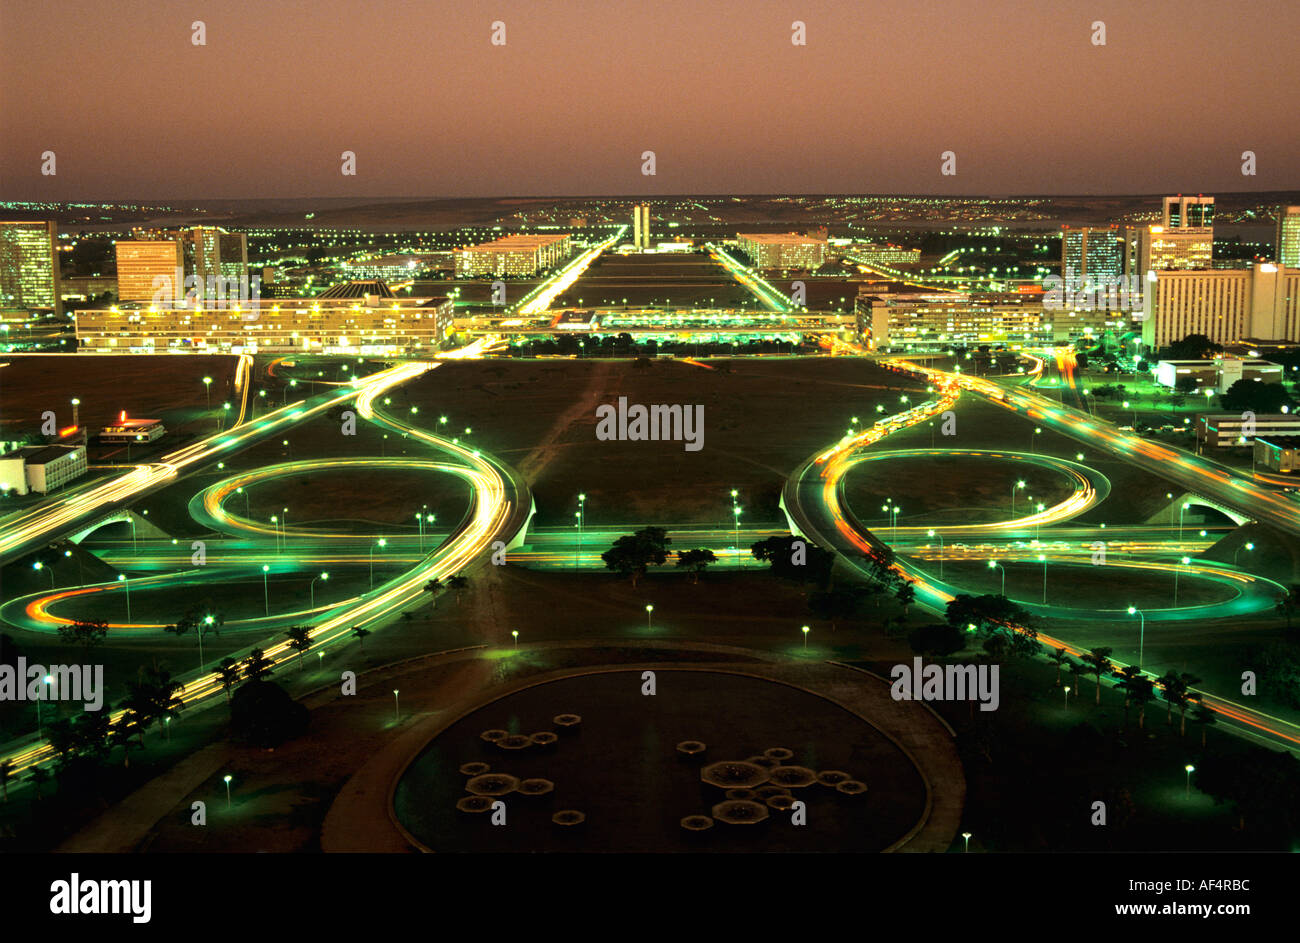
1011,479,1025,517
801,624,810,650
33,561,54,590
1184,763,1195,799
576,493,586,565
311,572,329,608
1234,542,1254,566
1037,553,1047,604
262,564,270,615
1179,502,1190,545
927,528,944,579
118,573,131,623
35,674,52,733
1064,685,1071,708
223,774,232,809
369,538,387,588
199,613,214,668
203,376,212,409
1128,606,1145,671
988,560,1006,596
645,604,654,630
393,689,400,722
1173,555,1191,606
889,505,901,543
961,831,972,853
236,485,250,518
729,489,740,548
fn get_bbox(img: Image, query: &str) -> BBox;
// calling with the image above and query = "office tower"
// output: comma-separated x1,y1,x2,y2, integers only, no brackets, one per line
0,220,62,315
1060,225,1122,289
115,240,185,302
1162,194,1215,230
1141,263,1300,349
736,233,827,270
184,227,249,298
630,204,651,250
1277,206,1300,267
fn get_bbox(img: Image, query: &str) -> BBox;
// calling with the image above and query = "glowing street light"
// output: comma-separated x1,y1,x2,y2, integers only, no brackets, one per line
1184,763,1195,799
393,689,400,721
1235,542,1254,566
645,604,654,630
262,564,271,615
511,629,519,649
203,376,212,409
223,774,233,809
927,528,944,579
1173,555,1191,607
1011,479,1026,517
369,538,387,588
33,560,54,590
1128,606,1145,670
117,573,131,622
961,831,972,853
801,624,810,649
1037,553,1047,603
987,559,1006,596
311,571,329,608
1063,685,1071,708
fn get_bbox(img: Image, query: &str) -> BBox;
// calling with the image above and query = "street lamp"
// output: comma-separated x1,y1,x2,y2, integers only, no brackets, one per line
1235,542,1254,567
203,376,212,409
1063,685,1071,708
35,674,53,733
236,485,250,518
987,560,1006,596
961,831,972,853
369,539,387,588
733,505,742,550
927,528,944,579
1179,502,1190,545
1128,606,1145,671
118,573,131,622
223,774,232,809
1011,479,1026,517
393,689,400,721
1173,555,1190,607
1037,553,1047,604
1184,763,1195,799
801,625,810,650
511,629,519,649
33,560,54,590
645,604,654,630
576,493,586,565
890,505,901,543
311,572,329,608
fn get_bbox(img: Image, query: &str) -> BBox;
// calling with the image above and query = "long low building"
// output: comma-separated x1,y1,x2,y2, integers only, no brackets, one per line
74,292,456,354
0,444,87,496
455,234,572,278
1196,413,1300,449
735,234,827,271
1142,263,1300,349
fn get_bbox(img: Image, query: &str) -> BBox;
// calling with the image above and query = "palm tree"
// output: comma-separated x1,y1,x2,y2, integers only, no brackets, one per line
424,579,443,607
215,658,241,701
285,625,312,670
28,766,50,800
244,648,273,682
1115,665,1143,728
1049,647,1068,686
352,625,371,647
1124,673,1155,729
1080,647,1114,704
1191,700,1217,747
110,714,143,767
1159,673,1203,735
447,575,469,604
0,760,11,802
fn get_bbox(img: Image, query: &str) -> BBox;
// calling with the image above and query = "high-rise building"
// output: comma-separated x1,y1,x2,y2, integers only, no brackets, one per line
1141,263,1300,349
185,226,249,295
1162,194,1215,229
631,204,651,250
0,221,62,315
1060,225,1122,289
115,240,185,302
1276,205,1300,267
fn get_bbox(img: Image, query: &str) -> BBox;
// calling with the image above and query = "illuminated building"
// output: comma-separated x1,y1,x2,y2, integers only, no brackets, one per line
633,204,651,249
735,234,827,271
0,221,62,315
74,294,456,354
1277,205,1300,267
1163,195,1214,229
0,445,87,496
858,289,1049,347
99,414,167,444
1060,225,1122,288
186,226,248,293
1154,357,1282,392
849,243,921,267
455,234,572,277
1198,413,1300,449
115,240,185,302
1254,435,1300,473
1142,263,1300,349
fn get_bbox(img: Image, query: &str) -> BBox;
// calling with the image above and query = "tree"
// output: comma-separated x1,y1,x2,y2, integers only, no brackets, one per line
675,548,717,583
1158,671,1202,733
894,580,917,614
1166,333,1223,360
1219,378,1293,414
352,625,371,647
285,625,313,670
601,527,671,588
424,578,443,605
215,658,241,701
944,594,1039,657
55,620,108,655
1195,748,1300,835
1049,647,1069,687
164,602,224,648
230,680,309,747
110,714,144,767
1116,668,1155,729
447,575,469,603
27,766,50,800
1079,647,1114,704
0,760,10,802
1173,375,1199,395
244,648,274,682
750,534,834,590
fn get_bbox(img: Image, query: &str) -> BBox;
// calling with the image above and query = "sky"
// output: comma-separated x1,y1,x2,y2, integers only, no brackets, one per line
2,0,1298,200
